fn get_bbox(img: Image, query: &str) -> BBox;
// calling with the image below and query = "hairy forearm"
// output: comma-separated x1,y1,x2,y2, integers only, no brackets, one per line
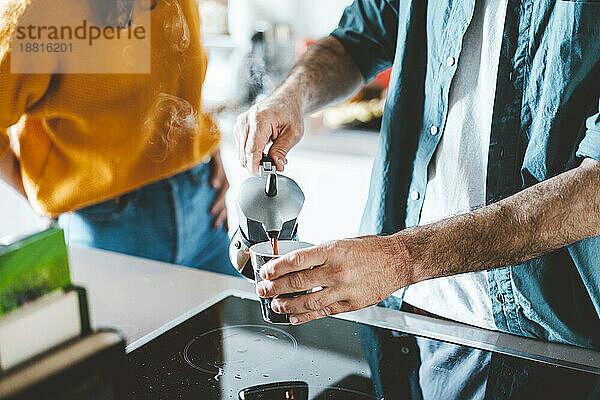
0,150,26,198
397,158,600,284
274,36,364,114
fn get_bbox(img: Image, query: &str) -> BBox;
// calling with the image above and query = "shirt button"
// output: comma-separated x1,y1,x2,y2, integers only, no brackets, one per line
430,126,439,136
410,191,421,201
446,56,456,67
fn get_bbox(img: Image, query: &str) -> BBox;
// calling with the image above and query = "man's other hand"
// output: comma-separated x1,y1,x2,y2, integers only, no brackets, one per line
255,235,412,325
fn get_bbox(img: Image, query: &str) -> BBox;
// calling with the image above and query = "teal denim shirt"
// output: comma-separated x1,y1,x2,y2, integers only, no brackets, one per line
331,0,600,349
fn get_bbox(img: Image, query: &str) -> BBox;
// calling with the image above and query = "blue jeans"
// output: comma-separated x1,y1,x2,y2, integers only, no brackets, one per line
58,162,238,276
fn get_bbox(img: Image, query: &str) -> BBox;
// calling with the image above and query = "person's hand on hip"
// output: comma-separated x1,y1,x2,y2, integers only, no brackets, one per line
209,149,230,229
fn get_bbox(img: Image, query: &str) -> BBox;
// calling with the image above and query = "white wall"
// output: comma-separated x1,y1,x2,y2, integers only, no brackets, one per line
0,183,44,240
228,0,353,43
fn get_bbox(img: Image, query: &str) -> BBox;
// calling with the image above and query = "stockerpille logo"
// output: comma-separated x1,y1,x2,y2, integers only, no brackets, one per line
11,0,152,74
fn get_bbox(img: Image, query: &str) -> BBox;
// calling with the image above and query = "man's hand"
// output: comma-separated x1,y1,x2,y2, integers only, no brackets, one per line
234,36,364,175
256,158,600,325
234,94,304,175
209,150,229,229
256,235,411,325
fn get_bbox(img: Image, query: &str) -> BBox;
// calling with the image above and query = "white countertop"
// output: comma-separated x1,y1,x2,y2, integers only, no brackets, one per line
68,246,255,344
69,246,600,373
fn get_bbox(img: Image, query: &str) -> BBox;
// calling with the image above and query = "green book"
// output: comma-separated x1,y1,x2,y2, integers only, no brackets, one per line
0,228,71,317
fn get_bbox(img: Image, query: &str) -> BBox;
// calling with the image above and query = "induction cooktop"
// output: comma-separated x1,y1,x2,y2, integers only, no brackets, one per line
127,294,600,400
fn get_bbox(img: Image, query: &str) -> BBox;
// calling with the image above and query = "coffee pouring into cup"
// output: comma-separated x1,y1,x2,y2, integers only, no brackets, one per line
229,155,305,281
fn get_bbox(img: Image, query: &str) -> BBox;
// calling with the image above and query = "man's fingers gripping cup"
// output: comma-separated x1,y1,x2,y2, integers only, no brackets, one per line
249,241,314,324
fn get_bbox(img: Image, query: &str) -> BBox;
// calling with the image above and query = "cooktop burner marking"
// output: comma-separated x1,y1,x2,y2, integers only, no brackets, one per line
183,324,298,379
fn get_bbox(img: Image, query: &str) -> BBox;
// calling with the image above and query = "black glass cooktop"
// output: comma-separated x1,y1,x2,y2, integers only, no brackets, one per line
127,296,600,400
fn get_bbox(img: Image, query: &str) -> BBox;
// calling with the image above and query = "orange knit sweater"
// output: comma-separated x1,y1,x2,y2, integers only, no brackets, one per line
0,0,220,216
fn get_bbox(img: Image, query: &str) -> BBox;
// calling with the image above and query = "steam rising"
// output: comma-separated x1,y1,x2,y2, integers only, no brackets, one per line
163,0,190,52
144,93,198,162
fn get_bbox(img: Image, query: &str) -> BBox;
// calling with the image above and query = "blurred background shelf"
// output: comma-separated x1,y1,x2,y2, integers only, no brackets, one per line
202,34,239,49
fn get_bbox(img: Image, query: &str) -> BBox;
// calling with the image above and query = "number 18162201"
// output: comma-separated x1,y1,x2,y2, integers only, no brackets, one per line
19,42,73,53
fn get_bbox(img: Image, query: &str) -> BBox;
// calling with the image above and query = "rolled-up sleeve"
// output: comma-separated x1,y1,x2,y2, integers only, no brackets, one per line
576,98,600,162
331,0,399,81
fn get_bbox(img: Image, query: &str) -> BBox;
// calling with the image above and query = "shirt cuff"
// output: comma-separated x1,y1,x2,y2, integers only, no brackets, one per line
576,111,600,162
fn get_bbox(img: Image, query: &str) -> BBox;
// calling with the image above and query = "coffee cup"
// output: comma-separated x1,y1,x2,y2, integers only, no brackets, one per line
249,241,314,324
